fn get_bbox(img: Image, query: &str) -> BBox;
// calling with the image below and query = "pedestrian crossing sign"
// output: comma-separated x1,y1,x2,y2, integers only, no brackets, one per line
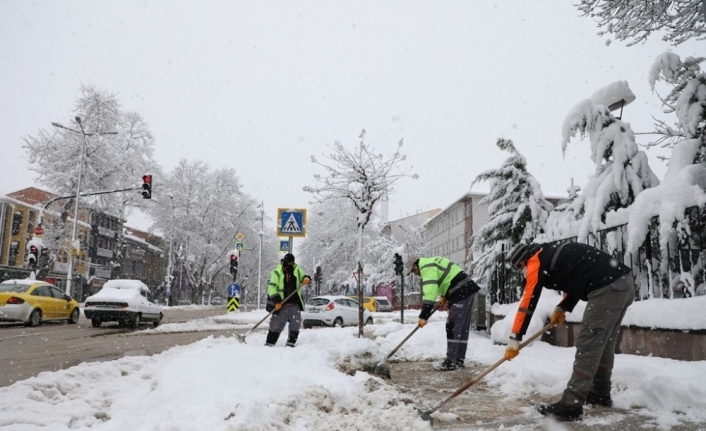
277,208,307,237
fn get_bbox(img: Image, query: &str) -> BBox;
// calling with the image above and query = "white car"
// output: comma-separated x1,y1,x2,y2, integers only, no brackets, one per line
302,295,373,329
83,279,163,329
374,296,392,312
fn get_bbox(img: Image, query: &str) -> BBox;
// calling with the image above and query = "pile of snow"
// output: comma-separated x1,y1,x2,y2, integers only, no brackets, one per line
1,302,706,430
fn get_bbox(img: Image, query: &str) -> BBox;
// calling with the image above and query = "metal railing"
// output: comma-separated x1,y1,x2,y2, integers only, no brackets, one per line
489,206,706,304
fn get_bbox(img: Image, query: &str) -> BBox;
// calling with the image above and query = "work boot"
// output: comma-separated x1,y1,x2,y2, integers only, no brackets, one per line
286,331,299,347
585,392,613,408
455,359,465,368
265,331,280,347
433,359,458,371
537,401,583,422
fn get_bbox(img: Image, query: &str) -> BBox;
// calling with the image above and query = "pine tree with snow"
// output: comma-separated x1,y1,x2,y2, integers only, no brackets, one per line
469,138,553,287
648,52,706,149
561,81,660,242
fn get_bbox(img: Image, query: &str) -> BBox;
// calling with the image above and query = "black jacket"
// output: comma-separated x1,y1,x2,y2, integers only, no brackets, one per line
511,242,631,339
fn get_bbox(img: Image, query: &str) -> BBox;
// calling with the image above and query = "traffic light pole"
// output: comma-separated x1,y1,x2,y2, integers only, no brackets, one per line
36,186,140,229
400,272,405,324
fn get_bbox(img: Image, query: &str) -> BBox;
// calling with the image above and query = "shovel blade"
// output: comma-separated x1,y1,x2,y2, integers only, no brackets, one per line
234,332,246,343
362,362,391,379
416,408,434,424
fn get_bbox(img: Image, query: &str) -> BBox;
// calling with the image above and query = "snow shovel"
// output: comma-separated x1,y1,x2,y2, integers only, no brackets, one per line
418,321,555,424
234,281,308,343
363,302,442,379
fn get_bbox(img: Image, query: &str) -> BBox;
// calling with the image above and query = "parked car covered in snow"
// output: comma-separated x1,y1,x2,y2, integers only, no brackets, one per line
83,279,163,329
302,295,373,329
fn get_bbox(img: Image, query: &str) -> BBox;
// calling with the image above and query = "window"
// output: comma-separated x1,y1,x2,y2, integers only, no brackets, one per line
8,241,19,266
32,285,53,297
11,212,22,235
50,286,67,299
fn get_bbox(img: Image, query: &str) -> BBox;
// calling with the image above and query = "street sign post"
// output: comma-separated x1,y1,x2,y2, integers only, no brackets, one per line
276,209,307,237
277,208,307,254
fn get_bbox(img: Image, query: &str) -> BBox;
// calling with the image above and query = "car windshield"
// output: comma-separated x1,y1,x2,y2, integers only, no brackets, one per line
306,298,330,306
0,284,30,293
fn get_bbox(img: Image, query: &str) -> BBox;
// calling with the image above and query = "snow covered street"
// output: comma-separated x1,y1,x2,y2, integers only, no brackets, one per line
1,304,705,431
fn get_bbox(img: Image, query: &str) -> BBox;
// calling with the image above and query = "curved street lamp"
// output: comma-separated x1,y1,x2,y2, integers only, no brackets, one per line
51,116,118,297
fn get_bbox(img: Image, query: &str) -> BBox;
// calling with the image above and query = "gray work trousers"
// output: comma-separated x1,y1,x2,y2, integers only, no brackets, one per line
561,275,635,407
268,303,301,333
446,293,476,362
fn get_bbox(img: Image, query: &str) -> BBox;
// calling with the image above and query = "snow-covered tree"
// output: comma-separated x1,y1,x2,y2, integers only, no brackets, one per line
304,130,416,336
469,138,553,286
576,0,706,46
23,86,158,210
561,81,660,242
148,159,264,304
22,85,160,278
298,199,400,296
648,52,706,149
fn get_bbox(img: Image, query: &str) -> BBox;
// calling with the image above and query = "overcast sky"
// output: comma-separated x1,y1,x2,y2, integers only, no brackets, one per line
1,1,702,230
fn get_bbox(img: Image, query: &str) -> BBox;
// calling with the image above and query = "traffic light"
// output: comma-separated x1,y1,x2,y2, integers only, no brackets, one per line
394,253,403,275
28,245,39,268
141,174,153,199
315,266,322,282
229,254,239,276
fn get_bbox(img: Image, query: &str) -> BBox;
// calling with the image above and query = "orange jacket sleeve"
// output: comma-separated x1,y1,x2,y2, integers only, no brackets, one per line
510,253,542,340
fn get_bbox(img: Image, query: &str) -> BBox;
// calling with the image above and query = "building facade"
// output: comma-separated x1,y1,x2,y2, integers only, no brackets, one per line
1,188,91,287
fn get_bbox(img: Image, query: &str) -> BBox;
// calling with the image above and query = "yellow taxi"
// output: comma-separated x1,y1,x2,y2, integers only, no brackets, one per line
348,295,377,312
0,279,80,327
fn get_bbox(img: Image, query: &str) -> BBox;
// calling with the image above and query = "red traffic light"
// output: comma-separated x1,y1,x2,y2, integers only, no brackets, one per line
30,245,38,253
230,255,238,261
141,174,153,199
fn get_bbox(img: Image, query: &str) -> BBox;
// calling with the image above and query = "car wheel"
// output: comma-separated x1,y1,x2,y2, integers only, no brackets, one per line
130,314,141,329
91,317,102,327
365,317,373,326
68,308,79,324
153,315,162,328
26,309,41,327
334,317,343,327
303,323,312,329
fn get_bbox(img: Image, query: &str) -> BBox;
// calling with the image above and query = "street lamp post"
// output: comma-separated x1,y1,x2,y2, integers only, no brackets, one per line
51,117,117,297
257,201,264,309
166,195,175,305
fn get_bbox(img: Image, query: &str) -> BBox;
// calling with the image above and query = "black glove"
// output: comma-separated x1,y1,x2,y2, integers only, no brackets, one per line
418,303,434,321
265,299,275,313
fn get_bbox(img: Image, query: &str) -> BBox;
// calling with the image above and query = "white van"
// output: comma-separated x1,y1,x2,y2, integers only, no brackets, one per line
374,296,392,312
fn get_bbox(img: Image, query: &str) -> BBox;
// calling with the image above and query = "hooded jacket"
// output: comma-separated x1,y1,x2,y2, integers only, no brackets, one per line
510,242,631,340
267,263,307,311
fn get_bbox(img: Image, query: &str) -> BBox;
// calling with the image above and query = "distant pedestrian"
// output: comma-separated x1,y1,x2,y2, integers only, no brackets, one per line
505,242,635,422
408,256,480,371
265,253,310,347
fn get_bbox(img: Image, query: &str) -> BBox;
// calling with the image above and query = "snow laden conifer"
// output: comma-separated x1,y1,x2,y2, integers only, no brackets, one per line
304,130,416,336
469,138,553,287
560,81,660,243
619,53,706,286
648,52,706,148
